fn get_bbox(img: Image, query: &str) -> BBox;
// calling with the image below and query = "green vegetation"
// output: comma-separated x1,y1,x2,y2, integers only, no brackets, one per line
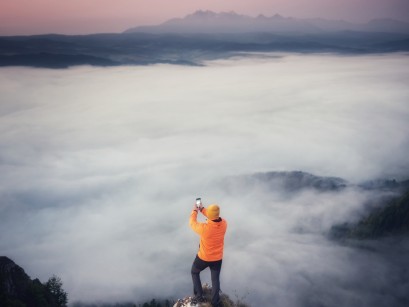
331,189,409,239
45,275,68,307
0,257,68,307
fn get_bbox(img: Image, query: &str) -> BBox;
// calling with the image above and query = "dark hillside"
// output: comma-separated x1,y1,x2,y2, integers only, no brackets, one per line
330,189,409,239
0,256,66,307
0,31,408,68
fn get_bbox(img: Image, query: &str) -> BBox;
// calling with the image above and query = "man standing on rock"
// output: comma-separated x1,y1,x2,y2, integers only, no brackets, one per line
190,202,227,307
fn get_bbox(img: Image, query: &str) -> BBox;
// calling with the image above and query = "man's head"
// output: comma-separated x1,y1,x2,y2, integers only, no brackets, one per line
207,204,220,220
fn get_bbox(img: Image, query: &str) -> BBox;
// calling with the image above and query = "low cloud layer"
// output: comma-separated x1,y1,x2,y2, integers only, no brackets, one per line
0,53,408,306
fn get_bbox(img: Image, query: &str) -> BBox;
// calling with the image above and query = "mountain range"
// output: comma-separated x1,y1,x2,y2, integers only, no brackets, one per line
125,10,409,34
223,170,409,195
1,10,409,68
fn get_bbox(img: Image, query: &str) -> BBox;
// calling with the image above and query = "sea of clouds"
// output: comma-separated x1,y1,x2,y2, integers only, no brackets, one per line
0,53,408,306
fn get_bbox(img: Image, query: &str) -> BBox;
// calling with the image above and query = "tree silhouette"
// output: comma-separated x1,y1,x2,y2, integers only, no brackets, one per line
45,275,68,307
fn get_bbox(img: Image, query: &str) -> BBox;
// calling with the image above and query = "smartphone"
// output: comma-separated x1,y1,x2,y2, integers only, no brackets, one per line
196,198,202,208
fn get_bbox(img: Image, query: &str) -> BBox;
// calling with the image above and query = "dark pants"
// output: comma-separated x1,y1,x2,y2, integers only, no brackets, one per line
191,255,223,307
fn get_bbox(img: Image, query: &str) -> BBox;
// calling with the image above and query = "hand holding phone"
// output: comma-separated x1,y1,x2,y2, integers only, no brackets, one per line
196,198,202,208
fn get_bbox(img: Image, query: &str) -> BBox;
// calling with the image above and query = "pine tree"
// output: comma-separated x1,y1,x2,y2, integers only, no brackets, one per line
45,275,68,307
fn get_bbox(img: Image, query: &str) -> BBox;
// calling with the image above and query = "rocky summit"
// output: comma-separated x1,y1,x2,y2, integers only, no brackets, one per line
173,283,248,307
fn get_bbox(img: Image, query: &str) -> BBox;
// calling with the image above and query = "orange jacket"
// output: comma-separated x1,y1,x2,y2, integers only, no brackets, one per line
190,207,227,262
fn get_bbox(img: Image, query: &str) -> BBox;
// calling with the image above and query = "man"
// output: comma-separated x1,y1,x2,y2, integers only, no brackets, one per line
190,202,228,307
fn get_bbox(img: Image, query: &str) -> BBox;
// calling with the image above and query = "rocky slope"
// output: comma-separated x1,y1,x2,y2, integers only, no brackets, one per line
0,256,63,306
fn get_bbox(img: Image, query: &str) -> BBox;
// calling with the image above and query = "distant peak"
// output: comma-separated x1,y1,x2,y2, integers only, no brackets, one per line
183,10,288,21
272,13,284,19
190,10,217,16
188,10,241,18
221,10,239,16
125,10,409,34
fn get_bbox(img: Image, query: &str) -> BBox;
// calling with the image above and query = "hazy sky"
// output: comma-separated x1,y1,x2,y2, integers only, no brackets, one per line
0,54,409,306
0,0,409,35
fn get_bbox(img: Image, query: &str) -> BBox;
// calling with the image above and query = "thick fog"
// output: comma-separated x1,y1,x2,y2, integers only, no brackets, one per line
0,53,408,306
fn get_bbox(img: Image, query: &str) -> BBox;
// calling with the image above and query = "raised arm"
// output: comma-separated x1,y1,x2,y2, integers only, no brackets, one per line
189,206,205,235
200,207,208,218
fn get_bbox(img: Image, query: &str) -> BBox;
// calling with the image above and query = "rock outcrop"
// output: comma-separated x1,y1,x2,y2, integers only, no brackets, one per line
0,256,32,299
173,284,248,307
0,256,63,307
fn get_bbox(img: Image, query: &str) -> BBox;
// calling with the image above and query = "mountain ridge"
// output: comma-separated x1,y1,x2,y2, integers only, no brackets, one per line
1,12,409,69
124,10,409,34
223,170,409,194
1,30,409,68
